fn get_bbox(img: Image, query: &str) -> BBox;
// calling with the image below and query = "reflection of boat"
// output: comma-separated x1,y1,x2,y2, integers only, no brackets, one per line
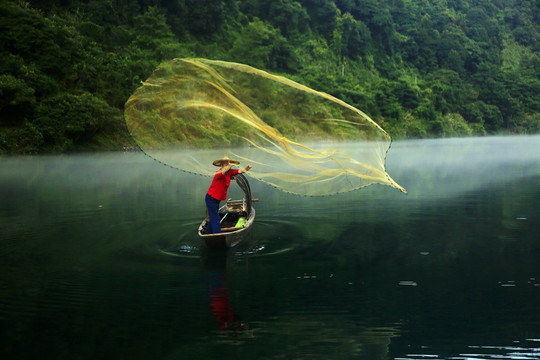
198,173,257,249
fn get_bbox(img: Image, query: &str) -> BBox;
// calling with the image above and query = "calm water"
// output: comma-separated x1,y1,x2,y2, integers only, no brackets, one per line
1,136,540,360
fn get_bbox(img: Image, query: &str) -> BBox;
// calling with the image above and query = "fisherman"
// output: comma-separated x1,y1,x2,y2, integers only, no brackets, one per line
206,157,252,234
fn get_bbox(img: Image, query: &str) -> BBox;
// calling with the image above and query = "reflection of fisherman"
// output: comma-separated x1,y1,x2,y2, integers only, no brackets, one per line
209,269,249,332
205,156,252,234
209,270,235,330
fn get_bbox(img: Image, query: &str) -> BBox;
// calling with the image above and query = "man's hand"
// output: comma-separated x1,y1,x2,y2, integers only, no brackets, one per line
240,164,252,173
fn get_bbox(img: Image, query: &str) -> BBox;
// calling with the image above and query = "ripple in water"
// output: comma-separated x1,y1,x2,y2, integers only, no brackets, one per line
158,218,301,258
397,339,540,360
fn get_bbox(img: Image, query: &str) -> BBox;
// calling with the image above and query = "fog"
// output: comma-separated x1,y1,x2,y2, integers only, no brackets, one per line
385,135,540,200
1,136,539,206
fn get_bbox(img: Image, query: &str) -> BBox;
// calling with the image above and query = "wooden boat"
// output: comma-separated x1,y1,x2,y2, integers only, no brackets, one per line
198,173,257,249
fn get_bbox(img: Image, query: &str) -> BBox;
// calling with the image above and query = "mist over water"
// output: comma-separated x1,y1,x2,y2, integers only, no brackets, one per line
1,136,540,360
388,136,540,196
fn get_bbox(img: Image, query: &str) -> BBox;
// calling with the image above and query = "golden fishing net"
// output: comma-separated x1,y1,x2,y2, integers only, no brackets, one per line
124,58,406,196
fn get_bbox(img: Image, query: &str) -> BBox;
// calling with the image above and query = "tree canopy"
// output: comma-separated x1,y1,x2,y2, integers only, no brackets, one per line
1,0,539,153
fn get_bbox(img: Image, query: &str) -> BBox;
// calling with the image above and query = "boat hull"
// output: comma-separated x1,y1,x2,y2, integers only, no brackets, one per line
198,208,255,249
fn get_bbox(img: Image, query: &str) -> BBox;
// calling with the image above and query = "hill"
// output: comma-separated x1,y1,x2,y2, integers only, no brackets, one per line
1,0,539,153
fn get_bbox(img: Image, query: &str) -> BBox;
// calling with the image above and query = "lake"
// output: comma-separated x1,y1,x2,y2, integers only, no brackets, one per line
1,136,540,360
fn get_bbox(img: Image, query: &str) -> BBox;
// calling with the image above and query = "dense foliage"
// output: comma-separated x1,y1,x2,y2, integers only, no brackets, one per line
1,0,539,153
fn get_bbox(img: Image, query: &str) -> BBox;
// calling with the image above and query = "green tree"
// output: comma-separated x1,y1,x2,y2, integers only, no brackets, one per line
242,0,310,38
461,100,503,133
424,70,466,112
229,18,297,72
337,12,370,60
416,14,440,71
299,0,339,39
34,92,122,151
0,74,36,126
370,7,395,55
437,24,468,72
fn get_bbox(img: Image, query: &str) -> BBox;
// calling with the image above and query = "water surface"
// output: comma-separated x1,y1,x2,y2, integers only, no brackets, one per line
1,136,540,359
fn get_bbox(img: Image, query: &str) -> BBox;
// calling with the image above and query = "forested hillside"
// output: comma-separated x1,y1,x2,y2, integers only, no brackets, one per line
1,0,539,153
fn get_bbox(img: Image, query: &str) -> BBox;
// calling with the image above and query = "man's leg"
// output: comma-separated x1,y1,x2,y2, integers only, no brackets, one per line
205,194,221,234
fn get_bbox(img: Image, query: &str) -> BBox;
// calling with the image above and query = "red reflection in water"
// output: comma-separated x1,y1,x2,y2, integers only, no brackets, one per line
209,270,247,331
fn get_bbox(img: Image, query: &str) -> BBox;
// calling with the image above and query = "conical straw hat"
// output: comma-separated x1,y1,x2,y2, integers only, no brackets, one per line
212,156,240,167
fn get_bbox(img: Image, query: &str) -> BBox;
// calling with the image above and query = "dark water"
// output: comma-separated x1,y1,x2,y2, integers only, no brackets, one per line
1,136,540,360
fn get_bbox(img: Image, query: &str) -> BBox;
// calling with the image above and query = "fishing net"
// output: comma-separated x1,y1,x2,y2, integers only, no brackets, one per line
124,58,406,196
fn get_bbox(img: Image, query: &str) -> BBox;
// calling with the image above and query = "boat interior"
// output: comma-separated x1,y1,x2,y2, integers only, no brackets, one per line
201,199,249,234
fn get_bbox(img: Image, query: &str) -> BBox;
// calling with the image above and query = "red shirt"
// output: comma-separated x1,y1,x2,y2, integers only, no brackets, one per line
207,169,239,201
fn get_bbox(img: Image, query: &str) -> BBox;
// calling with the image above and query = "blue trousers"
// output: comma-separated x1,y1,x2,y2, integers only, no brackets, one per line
205,193,221,234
